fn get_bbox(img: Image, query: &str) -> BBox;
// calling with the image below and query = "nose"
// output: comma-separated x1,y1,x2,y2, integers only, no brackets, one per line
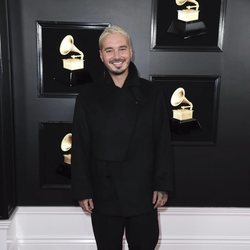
113,49,120,59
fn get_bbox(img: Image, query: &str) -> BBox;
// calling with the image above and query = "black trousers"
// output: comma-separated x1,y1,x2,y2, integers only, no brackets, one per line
91,209,159,250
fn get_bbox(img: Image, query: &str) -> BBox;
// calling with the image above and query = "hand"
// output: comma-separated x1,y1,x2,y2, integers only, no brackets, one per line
152,191,168,209
79,199,94,214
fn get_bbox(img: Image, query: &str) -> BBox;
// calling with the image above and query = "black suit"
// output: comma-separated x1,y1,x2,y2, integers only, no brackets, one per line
71,63,174,216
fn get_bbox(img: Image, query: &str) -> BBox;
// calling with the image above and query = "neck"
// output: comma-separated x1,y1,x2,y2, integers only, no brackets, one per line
110,71,129,88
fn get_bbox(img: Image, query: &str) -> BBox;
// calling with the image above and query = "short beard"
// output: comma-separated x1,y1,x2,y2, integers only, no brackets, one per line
111,68,127,75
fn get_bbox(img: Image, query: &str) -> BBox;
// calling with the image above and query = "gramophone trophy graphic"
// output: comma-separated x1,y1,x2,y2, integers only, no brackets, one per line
56,133,72,178
170,87,201,132
61,133,72,165
167,0,207,39
59,35,84,86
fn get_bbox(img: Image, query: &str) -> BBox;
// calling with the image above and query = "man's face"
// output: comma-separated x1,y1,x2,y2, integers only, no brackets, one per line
99,33,133,76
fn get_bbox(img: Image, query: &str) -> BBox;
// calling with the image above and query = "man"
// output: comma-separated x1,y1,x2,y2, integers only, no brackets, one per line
71,25,174,250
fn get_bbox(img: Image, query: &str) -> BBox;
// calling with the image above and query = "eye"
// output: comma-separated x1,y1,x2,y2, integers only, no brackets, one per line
105,49,113,54
120,47,127,51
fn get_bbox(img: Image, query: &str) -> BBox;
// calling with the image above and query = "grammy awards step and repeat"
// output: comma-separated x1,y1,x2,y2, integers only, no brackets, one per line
57,32,202,178
49,11,207,180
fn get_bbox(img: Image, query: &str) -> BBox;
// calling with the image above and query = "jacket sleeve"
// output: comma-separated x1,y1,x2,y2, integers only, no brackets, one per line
71,94,93,201
153,84,175,193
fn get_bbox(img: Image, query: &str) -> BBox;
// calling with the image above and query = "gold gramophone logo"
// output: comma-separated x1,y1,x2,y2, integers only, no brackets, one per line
170,87,201,131
171,87,194,121
61,133,72,165
167,0,207,39
59,35,84,71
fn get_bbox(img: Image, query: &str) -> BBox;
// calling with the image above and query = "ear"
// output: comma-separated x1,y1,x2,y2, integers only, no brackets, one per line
130,48,134,61
130,48,133,58
99,50,104,62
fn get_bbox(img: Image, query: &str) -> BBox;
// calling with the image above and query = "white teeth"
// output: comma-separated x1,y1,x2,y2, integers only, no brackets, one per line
113,62,123,67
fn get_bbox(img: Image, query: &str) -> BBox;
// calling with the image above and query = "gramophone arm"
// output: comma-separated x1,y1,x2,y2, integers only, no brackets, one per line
186,0,199,11
181,98,193,110
71,53,84,60
181,104,193,110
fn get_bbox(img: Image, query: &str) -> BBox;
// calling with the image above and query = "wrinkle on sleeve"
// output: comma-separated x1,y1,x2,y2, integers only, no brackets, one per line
71,94,93,201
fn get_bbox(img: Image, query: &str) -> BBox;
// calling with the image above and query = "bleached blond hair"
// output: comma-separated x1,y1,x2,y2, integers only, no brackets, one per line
99,25,132,49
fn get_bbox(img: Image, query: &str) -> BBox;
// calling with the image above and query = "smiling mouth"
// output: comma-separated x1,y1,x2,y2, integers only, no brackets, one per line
110,59,125,67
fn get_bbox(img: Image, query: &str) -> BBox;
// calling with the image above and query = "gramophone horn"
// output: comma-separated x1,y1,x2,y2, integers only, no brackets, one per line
170,87,193,109
59,35,83,59
176,0,187,6
61,133,72,152
171,87,185,106
60,35,74,55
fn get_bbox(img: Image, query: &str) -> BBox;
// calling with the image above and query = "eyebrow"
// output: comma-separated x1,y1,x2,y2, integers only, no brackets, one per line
103,45,128,51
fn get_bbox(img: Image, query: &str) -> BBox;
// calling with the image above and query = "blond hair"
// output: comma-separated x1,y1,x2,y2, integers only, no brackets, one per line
99,25,132,49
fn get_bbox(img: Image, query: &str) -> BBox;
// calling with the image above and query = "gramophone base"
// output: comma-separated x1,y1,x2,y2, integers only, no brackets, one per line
54,69,93,87
167,20,207,39
170,118,201,134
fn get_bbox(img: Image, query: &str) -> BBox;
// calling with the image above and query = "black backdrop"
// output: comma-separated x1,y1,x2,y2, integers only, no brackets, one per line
2,0,250,210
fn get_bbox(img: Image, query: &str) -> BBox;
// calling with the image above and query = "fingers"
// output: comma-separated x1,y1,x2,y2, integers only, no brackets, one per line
89,199,94,210
152,191,158,204
79,199,94,214
152,191,168,209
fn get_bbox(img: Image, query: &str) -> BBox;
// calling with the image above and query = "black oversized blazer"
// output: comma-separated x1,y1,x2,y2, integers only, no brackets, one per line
71,63,174,216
